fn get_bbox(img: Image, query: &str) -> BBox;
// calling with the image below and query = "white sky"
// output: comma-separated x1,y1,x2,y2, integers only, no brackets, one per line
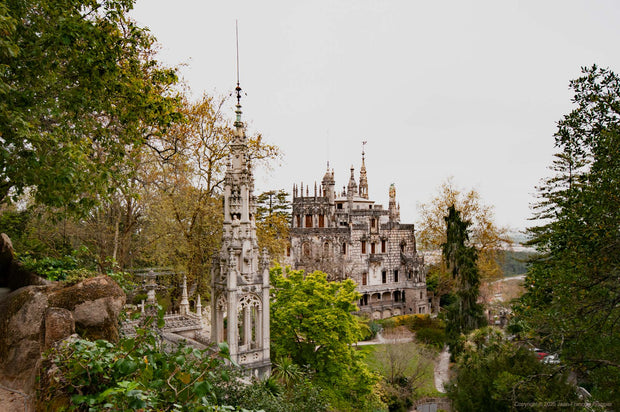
130,0,620,231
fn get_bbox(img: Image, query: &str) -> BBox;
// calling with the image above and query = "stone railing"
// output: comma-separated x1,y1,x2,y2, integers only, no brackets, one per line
238,349,264,365
357,302,405,313
121,313,202,336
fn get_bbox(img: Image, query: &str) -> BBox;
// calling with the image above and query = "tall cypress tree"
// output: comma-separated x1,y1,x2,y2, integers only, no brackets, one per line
443,205,486,356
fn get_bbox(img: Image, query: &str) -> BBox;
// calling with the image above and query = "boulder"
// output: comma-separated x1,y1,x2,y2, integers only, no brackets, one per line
44,307,75,349
0,286,50,392
48,276,125,341
0,276,126,395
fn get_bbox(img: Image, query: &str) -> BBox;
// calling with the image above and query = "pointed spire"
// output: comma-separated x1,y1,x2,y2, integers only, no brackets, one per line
359,141,368,199
196,294,202,319
234,20,243,129
347,165,358,197
180,274,190,315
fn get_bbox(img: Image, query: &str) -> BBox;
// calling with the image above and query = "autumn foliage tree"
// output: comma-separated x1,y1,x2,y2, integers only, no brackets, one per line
136,94,281,297
255,190,290,262
417,178,509,280
417,178,510,311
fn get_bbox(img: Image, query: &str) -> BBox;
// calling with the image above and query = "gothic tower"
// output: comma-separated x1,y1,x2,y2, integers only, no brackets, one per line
211,83,271,377
359,146,369,199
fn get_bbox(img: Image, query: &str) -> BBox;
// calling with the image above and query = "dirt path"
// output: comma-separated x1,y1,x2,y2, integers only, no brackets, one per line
434,346,451,392
0,385,30,412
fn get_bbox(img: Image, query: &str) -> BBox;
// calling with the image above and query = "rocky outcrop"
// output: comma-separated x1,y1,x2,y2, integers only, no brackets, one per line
0,235,126,395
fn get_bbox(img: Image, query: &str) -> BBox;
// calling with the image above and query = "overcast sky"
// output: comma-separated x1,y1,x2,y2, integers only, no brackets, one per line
131,1,620,231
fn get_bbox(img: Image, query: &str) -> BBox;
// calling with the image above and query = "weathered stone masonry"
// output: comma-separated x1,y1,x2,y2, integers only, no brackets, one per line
210,86,271,377
285,154,428,319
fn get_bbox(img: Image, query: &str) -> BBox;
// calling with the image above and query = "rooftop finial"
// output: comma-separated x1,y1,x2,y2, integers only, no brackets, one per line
362,140,367,160
234,20,244,128
235,20,241,106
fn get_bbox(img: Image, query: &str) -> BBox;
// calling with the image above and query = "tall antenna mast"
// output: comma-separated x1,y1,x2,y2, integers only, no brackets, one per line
235,20,242,105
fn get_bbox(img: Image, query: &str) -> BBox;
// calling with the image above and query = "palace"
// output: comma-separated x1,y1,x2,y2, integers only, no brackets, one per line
285,153,429,319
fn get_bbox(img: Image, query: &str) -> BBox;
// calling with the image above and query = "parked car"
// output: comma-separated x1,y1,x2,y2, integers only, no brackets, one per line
542,353,560,364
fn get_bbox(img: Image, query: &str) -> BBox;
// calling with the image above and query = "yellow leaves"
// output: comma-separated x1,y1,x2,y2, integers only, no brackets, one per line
417,177,511,281
178,372,191,385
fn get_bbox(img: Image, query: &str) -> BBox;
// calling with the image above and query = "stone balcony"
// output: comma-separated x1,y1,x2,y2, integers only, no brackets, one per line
357,281,426,294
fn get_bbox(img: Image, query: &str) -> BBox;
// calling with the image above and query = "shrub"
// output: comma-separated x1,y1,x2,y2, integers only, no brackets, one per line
38,309,331,411
63,268,98,285
415,327,446,349
19,254,79,281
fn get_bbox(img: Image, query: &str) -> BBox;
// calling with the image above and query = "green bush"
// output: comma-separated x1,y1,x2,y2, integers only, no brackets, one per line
107,270,137,294
378,317,397,330
64,268,98,285
19,254,79,281
415,327,446,349
38,310,330,411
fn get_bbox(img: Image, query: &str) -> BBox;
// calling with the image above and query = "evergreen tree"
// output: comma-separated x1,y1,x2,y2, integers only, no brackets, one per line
517,65,620,407
442,205,486,356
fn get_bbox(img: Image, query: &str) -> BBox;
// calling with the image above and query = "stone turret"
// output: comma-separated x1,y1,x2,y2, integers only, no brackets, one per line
179,275,189,315
359,151,368,199
389,183,400,223
321,164,335,204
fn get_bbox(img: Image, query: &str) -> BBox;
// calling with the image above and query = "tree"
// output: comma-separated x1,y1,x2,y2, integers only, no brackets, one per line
443,205,486,356
425,261,454,315
417,178,510,281
368,331,434,412
517,65,620,407
447,327,578,411
255,190,290,261
0,0,182,214
135,93,281,298
270,267,380,410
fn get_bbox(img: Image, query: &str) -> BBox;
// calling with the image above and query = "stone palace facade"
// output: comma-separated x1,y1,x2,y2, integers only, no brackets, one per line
285,154,429,319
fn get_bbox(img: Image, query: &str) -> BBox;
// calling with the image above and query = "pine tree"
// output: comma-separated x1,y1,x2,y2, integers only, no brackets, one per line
518,65,620,406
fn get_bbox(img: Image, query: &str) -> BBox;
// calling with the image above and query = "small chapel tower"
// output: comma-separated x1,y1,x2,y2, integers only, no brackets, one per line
211,79,271,377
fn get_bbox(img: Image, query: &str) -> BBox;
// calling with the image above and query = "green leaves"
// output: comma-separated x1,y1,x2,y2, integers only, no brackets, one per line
269,267,379,410
518,65,620,408
0,0,182,215
448,328,578,411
